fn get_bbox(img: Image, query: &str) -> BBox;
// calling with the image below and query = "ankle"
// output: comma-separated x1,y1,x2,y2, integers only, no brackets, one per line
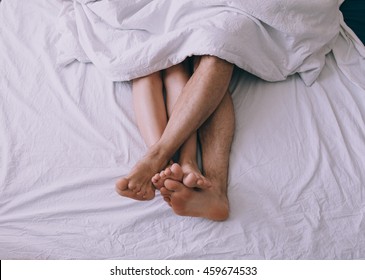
179,158,199,168
145,145,171,171
205,172,227,190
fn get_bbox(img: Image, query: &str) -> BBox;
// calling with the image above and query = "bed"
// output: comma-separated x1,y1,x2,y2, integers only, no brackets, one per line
1,0,364,260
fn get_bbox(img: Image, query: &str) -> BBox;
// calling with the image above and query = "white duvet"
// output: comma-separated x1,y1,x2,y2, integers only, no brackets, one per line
57,0,340,85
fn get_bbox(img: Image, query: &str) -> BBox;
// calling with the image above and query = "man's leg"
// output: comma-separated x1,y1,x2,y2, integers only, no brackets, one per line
152,62,209,189
116,56,233,200
161,91,235,221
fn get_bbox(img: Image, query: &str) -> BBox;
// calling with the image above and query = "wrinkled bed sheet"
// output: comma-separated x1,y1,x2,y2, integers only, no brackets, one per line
0,0,365,259
56,0,340,85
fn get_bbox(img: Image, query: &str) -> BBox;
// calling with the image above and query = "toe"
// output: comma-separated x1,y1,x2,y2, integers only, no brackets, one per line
115,177,129,195
152,175,164,190
164,179,182,191
117,188,146,201
136,188,145,196
143,188,155,200
160,187,172,206
152,174,160,183
170,163,184,180
129,183,141,193
160,187,170,195
196,178,212,189
183,173,197,188
160,170,166,179
164,167,172,176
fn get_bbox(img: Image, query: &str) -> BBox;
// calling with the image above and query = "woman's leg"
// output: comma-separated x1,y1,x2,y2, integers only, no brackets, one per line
116,72,167,200
133,72,167,147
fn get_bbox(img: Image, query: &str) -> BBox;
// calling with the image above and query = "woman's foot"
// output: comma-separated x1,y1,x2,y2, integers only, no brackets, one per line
153,161,211,190
152,162,181,189
116,151,167,201
180,161,211,189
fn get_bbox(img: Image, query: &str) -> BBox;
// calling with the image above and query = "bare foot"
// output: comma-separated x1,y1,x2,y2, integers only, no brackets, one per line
160,178,229,221
116,155,164,201
180,161,211,189
154,162,210,189
152,163,183,189
152,163,183,205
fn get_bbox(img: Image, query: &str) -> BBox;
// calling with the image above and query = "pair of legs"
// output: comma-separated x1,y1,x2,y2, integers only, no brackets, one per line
116,56,235,221
119,61,203,200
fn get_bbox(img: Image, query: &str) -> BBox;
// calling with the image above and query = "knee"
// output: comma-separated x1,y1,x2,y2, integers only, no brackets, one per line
200,55,222,64
146,71,162,85
198,55,233,70
134,71,162,88
164,62,189,79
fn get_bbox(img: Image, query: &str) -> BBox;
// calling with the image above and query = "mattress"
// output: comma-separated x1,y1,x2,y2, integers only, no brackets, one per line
0,0,365,259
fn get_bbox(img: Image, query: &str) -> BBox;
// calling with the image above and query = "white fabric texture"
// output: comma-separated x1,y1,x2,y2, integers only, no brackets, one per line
56,0,340,85
1,0,365,259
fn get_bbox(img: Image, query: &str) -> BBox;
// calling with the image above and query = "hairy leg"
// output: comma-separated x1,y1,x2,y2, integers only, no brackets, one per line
161,91,235,221
151,63,190,189
116,72,167,200
179,57,211,189
157,56,233,155
116,56,233,201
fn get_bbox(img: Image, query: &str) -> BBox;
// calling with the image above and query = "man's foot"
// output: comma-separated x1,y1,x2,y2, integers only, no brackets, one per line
116,155,163,201
153,162,211,204
160,178,229,221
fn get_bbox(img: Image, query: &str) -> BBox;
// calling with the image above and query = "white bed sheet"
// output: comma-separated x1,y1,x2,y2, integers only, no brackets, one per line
1,0,365,259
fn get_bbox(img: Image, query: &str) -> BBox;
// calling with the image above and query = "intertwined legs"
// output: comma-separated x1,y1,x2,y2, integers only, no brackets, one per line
116,56,234,205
